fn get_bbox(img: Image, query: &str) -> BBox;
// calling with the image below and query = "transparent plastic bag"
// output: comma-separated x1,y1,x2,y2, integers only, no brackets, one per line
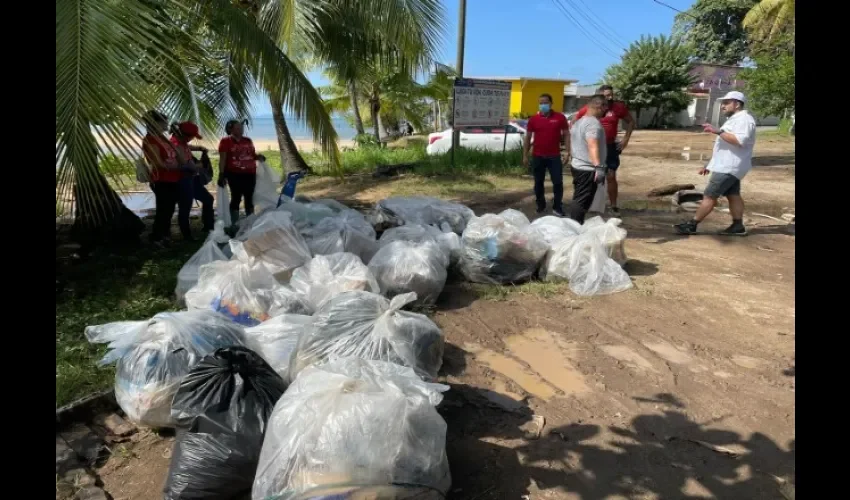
378,224,460,265
230,211,311,282
290,253,379,312
217,186,232,227
580,216,628,265
542,232,633,296
274,199,336,231
210,219,230,244
302,212,378,263
498,208,531,228
459,213,548,284
175,240,228,303
84,310,245,428
589,183,608,214
289,291,445,381
185,260,282,326
254,161,282,214
368,241,448,307
368,197,475,234
530,215,581,247
244,314,314,382
252,358,451,500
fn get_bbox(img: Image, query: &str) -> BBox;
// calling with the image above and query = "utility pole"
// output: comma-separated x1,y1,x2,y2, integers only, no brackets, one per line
450,0,467,166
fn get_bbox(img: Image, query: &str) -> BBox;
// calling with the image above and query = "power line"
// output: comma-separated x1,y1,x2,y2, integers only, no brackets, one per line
651,0,697,20
549,0,623,60
567,0,631,49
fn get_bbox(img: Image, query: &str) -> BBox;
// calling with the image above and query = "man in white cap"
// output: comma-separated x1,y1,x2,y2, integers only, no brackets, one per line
674,91,757,236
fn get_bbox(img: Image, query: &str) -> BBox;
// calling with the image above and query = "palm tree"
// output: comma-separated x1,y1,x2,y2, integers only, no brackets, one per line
56,0,338,245
743,0,795,52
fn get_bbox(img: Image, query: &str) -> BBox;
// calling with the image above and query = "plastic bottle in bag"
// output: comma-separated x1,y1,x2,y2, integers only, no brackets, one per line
252,358,451,500
459,213,548,285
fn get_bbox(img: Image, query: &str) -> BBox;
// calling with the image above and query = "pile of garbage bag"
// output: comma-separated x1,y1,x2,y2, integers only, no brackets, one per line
459,211,548,284
579,216,628,265
252,358,451,500
378,224,462,266
175,240,228,303
368,240,448,307
289,291,445,381
164,346,286,500
530,215,581,248
368,196,475,234
289,253,379,312
301,211,379,263
230,211,311,282
85,311,246,428
244,314,314,382
275,198,338,231
253,161,282,214
542,231,633,296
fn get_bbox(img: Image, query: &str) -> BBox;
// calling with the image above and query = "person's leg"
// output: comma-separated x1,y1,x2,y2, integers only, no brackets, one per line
228,172,244,222
152,182,178,242
728,195,744,220
693,196,718,223
569,168,596,224
193,177,214,231
719,179,746,235
675,172,736,234
547,156,564,214
606,143,621,211
177,177,194,239
243,173,257,216
532,156,547,213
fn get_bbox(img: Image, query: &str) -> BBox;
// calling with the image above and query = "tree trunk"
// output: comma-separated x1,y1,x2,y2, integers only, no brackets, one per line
71,170,144,251
650,106,662,128
348,81,365,135
369,93,382,145
270,94,311,173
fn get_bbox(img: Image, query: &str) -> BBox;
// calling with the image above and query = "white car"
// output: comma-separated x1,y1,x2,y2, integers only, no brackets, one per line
426,120,528,155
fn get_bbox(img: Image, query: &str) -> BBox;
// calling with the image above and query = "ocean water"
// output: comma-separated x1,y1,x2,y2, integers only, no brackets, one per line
247,115,358,140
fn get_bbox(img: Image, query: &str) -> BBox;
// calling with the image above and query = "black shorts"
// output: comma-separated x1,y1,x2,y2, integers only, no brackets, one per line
704,172,741,198
606,142,620,172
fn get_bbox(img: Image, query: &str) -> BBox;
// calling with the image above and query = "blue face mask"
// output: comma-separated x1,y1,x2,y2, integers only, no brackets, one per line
539,103,551,113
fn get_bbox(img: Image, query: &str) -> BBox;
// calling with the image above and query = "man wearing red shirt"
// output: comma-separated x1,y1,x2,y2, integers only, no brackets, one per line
522,94,570,216
575,85,635,215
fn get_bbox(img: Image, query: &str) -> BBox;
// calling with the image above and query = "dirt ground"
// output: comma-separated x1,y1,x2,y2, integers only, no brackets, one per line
96,130,795,500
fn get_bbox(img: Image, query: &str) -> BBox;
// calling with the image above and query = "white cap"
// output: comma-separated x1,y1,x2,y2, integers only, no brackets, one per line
720,91,746,104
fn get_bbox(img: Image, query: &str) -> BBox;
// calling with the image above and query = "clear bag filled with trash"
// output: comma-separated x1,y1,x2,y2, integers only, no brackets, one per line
185,260,308,326
580,216,628,265
368,196,475,234
164,346,286,500
530,215,581,247
274,199,337,231
253,161,282,214
230,211,312,282
378,224,461,266
497,208,531,228
289,291,445,381
252,358,451,500
368,241,448,307
85,311,246,428
289,253,379,312
175,240,228,303
459,213,548,284
302,212,379,263
542,232,633,296
244,314,314,382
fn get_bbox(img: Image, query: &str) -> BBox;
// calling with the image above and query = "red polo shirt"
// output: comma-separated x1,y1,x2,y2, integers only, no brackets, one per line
218,136,257,174
143,134,182,183
576,101,629,144
527,111,568,157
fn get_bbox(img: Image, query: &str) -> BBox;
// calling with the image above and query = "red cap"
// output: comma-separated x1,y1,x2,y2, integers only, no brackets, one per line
177,121,202,140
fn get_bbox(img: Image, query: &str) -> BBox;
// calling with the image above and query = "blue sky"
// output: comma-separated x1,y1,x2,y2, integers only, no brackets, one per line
252,0,689,116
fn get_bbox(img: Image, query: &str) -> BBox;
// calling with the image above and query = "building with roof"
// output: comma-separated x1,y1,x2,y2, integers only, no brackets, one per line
470,76,578,117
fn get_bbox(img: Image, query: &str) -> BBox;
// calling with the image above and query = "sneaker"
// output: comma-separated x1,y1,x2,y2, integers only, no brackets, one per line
718,223,748,236
673,220,698,235
536,207,546,214
610,206,621,216
552,208,565,217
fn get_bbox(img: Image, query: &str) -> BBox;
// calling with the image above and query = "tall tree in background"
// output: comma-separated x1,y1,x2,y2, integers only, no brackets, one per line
604,35,696,128
673,0,758,64
743,0,795,56
739,53,795,118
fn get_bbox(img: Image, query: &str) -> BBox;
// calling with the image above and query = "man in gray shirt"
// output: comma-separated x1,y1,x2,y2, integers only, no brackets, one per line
568,95,609,223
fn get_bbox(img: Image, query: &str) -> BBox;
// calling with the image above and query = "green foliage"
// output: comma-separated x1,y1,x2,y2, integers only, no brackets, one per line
353,133,380,147
673,0,758,64
743,0,795,55
739,53,795,118
604,35,696,128
511,112,531,119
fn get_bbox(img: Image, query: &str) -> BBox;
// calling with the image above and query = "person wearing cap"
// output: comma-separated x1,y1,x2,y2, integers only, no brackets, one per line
170,121,214,238
217,120,264,223
674,91,756,236
142,111,191,245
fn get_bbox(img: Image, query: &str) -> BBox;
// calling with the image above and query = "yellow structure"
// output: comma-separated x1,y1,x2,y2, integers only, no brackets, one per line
474,77,577,117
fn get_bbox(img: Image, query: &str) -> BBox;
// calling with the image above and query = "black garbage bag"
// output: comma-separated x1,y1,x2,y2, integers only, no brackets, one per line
163,346,287,500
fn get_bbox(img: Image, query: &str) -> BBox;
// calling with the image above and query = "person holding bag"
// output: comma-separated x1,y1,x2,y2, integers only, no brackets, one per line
168,121,206,241
217,119,265,223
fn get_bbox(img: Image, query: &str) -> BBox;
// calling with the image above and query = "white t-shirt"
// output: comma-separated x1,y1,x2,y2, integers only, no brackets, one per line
707,110,757,179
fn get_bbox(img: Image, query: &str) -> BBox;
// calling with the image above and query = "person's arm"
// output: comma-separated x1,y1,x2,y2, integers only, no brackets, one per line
703,120,754,147
587,135,601,166
620,109,635,150
575,106,587,121
522,122,533,167
561,118,571,162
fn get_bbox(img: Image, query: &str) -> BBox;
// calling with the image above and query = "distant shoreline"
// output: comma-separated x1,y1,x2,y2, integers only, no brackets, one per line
94,137,355,156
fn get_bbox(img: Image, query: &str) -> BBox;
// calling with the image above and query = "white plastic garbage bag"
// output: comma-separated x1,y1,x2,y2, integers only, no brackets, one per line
253,161,282,214
85,310,246,428
302,211,379,262
580,216,628,265
252,358,451,500
378,224,461,265
530,216,581,247
368,196,475,233
217,186,232,227
289,253,379,312
498,208,531,228
244,314,313,382
459,213,548,284
210,219,230,245
230,211,311,282
589,183,607,214
175,240,228,303
274,199,336,231
289,291,445,381
368,241,448,307
542,232,633,296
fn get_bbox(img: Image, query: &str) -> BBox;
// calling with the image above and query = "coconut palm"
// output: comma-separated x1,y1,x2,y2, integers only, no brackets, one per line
56,0,339,245
743,0,795,50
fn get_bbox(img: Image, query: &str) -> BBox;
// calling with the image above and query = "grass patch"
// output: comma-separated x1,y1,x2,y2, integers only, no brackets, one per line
56,238,200,407
463,281,572,301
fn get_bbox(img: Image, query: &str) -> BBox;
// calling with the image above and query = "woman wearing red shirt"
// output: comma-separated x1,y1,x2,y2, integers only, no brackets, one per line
170,121,213,240
142,111,189,244
217,119,264,223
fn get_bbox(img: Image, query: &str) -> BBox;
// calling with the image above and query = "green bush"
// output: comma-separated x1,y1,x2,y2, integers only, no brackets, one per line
353,133,379,147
